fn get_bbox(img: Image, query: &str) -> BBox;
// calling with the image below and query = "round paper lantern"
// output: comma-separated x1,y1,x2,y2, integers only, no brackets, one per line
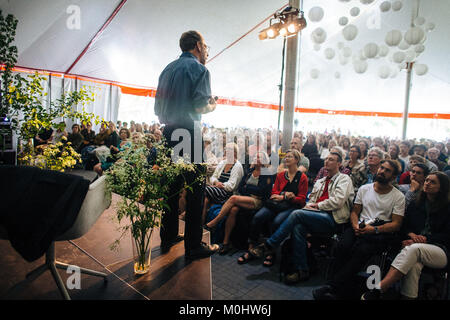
339,55,349,65
324,48,336,59
378,45,389,57
380,1,391,12
378,65,391,79
308,6,324,22
342,24,358,41
342,47,352,58
390,68,399,78
314,43,321,51
353,60,368,74
414,17,426,26
385,30,402,47
364,43,379,58
392,1,403,11
339,16,349,26
404,50,416,63
360,0,375,4
398,40,410,50
393,51,406,63
425,22,435,32
404,27,425,45
311,27,327,44
310,69,320,79
415,64,428,76
350,7,360,17
339,0,351,2
414,44,425,54
335,72,341,79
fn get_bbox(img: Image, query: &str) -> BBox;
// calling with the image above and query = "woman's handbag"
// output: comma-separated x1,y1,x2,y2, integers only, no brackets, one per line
264,198,292,213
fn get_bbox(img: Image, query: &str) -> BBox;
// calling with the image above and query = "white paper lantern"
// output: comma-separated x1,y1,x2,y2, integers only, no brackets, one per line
309,7,324,22
335,72,341,79
380,1,391,12
353,60,368,74
378,65,391,79
360,0,375,4
414,44,425,54
339,0,351,2
364,43,379,58
342,47,352,58
425,22,435,32
404,27,425,45
414,17,426,26
314,43,321,51
310,69,320,79
378,45,389,57
350,7,360,17
342,24,358,41
398,40,410,50
404,50,416,63
339,17,349,26
311,27,327,44
415,64,428,76
393,51,406,63
385,30,402,47
392,1,403,11
324,48,336,59
339,55,349,65
390,68,399,78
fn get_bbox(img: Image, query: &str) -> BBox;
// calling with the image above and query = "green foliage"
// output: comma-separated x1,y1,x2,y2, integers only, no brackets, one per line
105,138,206,270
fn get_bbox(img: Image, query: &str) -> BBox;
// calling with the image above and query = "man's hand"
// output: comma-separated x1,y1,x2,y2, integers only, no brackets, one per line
270,194,284,201
195,97,217,114
410,179,421,192
305,202,319,210
408,232,427,243
359,225,376,235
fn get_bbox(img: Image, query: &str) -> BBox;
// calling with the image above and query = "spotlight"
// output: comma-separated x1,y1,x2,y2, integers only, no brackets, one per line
258,7,307,40
267,22,281,39
258,29,268,41
279,25,288,37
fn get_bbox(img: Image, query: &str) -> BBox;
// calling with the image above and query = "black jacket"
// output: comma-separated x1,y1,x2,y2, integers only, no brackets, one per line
238,167,274,201
401,199,450,261
0,165,90,262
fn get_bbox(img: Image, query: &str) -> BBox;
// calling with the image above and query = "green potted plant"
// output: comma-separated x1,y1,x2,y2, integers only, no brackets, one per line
106,137,205,274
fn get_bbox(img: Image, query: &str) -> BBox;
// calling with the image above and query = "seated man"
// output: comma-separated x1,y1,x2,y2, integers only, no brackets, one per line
313,159,405,300
67,124,84,152
398,163,429,208
251,151,354,283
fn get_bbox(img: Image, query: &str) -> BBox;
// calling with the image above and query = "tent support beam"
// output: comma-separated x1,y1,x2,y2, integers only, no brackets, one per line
65,0,128,74
281,0,300,152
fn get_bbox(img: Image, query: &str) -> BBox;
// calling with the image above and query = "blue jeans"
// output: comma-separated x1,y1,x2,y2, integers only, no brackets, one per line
266,209,337,271
248,206,294,245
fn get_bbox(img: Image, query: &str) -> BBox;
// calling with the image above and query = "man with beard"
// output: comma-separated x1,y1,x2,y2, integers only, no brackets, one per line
313,159,405,300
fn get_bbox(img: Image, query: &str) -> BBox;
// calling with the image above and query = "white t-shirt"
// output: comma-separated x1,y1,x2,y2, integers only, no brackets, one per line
355,183,405,224
399,155,410,169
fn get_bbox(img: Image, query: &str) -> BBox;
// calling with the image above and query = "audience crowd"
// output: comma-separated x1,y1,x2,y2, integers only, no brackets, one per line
33,119,450,299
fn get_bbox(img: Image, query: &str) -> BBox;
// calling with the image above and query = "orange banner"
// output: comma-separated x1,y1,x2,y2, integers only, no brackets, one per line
4,65,450,120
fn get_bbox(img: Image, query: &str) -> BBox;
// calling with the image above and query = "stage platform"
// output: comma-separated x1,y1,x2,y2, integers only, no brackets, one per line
0,193,212,300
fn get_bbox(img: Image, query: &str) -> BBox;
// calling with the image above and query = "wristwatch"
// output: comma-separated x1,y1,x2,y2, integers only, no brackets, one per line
374,226,379,234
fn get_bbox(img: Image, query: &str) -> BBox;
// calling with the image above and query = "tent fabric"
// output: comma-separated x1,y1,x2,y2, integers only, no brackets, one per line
1,0,449,125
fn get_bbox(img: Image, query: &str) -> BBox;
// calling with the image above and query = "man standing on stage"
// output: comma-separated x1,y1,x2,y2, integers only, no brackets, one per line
155,30,218,260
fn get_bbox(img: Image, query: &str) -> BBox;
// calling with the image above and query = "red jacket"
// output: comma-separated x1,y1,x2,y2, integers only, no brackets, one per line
271,171,308,208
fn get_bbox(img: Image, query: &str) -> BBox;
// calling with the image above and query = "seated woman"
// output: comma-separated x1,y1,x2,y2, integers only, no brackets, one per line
93,127,131,176
201,142,244,224
237,149,308,266
361,171,450,300
204,151,274,255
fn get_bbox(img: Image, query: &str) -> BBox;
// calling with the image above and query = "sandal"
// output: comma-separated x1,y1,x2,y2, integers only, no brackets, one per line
263,253,276,267
219,243,232,255
237,251,255,264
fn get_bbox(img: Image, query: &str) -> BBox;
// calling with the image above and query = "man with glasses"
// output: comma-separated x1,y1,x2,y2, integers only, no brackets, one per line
154,30,218,260
352,147,384,189
398,163,429,208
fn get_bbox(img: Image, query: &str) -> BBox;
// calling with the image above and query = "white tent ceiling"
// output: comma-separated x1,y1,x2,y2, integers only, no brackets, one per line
1,0,449,117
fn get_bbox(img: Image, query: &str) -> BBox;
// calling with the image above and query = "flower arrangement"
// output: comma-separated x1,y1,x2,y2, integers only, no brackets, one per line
17,136,81,172
106,137,205,274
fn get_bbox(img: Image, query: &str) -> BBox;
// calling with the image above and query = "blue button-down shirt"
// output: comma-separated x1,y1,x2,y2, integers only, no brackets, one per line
154,52,212,129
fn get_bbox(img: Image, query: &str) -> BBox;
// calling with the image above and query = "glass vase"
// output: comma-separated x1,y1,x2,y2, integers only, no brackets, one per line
131,226,153,275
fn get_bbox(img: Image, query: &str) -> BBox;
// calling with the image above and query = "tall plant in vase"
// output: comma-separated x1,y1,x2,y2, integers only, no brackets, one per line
106,136,205,274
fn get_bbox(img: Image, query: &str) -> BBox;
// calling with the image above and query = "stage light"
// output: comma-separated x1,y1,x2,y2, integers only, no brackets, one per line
258,7,306,40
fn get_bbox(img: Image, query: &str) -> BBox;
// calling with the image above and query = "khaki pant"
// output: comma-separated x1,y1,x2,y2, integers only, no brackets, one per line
391,243,447,298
